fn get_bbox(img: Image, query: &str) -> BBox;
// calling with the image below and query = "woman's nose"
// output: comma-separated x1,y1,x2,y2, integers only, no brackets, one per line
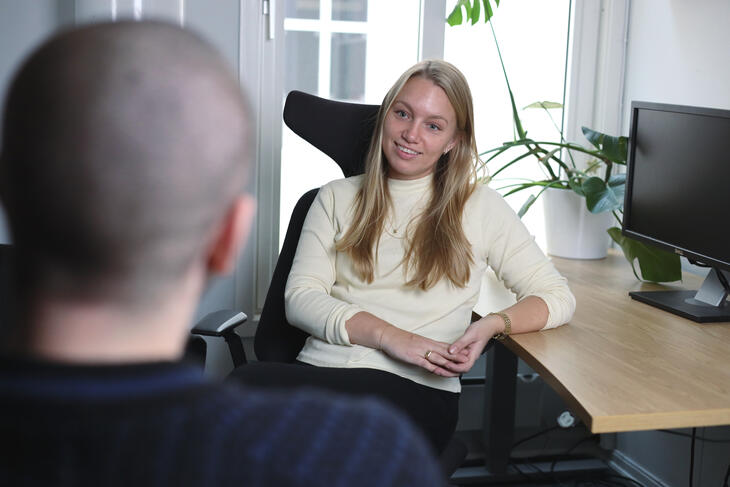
402,125,419,143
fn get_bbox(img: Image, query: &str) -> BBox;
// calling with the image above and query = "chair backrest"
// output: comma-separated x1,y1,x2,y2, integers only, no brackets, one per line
254,91,379,362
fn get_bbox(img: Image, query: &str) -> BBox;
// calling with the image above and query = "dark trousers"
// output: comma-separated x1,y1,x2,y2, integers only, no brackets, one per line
229,361,459,454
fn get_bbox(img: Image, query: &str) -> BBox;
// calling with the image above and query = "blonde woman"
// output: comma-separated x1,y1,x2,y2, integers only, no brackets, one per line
281,60,575,454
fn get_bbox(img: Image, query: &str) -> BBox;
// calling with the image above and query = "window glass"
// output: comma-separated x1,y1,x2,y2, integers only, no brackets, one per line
285,0,319,19
330,33,366,101
332,0,367,21
284,30,319,97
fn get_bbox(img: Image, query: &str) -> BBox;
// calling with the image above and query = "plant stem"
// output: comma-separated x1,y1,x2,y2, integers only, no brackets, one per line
612,209,623,225
489,20,526,140
604,160,613,183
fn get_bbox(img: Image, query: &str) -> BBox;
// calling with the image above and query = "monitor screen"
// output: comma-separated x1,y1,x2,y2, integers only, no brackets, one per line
623,101,730,322
623,101,730,270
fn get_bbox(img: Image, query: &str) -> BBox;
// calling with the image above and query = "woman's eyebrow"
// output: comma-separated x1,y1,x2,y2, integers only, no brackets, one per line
393,100,450,124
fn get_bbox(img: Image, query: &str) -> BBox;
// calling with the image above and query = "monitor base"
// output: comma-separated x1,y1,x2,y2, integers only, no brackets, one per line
629,290,730,323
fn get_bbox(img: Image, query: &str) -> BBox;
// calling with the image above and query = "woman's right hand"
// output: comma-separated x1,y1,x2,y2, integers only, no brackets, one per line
379,326,468,377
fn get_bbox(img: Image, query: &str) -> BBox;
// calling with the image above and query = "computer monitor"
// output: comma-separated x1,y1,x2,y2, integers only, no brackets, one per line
623,101,730,323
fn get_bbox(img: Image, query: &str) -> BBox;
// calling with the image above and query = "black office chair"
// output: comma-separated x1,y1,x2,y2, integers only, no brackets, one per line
245,90,470,477
254,90,377,362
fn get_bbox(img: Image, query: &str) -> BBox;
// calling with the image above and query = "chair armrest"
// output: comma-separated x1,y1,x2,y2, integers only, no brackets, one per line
191,310,247,337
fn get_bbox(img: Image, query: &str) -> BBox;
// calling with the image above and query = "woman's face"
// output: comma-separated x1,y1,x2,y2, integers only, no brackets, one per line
381,76,458,180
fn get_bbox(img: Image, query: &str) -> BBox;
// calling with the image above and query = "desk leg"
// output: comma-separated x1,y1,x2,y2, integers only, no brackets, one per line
482,341,517,473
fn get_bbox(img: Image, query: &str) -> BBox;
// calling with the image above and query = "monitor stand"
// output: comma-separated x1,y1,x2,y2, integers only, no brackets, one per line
629,268,730,323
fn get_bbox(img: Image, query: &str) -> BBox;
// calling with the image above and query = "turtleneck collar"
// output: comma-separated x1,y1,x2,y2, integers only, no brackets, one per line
387,172,434,193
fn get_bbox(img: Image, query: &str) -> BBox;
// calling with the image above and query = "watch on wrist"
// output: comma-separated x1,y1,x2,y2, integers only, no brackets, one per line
488,311,511,341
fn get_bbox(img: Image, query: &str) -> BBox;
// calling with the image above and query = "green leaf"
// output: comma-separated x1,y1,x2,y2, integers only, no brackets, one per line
482,0,494,23
582,176,624,213
581,126,628,164
608,227,682,282
471,0,480,24
447,0,501,25
524,101,563,110
446,0,469,26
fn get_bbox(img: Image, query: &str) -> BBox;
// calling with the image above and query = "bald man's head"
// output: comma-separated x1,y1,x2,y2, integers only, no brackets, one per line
0,21,252,305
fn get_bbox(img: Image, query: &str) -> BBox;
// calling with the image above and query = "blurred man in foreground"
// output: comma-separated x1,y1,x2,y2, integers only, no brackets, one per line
0,21,443,486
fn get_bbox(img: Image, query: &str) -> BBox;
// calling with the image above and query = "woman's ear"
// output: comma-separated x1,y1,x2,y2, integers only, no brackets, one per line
444,134,460,155
206,194,256,275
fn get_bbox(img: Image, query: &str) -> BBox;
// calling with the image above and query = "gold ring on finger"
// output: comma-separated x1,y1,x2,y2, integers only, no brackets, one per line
424,350,432,360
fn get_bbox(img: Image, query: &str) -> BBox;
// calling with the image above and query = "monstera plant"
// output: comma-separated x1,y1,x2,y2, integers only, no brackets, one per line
446,0,680,282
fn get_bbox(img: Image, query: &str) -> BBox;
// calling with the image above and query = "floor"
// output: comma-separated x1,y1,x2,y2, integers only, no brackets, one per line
450,464,644,487
448,430,644,487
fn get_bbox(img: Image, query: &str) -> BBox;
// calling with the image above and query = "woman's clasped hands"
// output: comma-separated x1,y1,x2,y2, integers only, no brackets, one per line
378,316,501,378
378,326,467,377
347,311,504,377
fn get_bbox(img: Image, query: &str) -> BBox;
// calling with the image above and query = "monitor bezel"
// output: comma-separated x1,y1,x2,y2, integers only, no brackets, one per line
622,100,730,275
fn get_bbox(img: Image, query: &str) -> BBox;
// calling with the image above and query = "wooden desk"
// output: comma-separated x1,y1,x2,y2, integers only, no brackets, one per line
482,250,730,473
507,250,730,434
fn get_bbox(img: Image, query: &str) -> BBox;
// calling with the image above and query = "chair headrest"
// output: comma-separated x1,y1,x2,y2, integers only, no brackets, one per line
283,91,379,178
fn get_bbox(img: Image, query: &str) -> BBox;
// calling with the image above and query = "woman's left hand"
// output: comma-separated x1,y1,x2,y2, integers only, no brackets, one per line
442,316,502,375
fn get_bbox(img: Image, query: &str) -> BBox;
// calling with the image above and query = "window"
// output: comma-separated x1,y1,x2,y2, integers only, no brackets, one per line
279,0,422,247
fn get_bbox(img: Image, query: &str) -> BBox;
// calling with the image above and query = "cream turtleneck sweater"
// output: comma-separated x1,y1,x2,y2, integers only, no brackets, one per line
285,174,575,392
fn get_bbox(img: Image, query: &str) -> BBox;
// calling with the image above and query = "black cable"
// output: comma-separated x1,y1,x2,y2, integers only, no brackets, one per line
549,434,597,474
658,429,730,444
510,424,562,452
662,428,730,487
509,425,553,472
546,434,645,487
509,426,650,486
689,427,696,487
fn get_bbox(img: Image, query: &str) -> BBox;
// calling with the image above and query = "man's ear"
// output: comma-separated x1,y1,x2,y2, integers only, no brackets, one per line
206,194,256,275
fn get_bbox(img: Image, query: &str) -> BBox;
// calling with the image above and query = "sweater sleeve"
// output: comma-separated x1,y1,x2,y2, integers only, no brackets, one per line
482,189,576,329
284,183,363,345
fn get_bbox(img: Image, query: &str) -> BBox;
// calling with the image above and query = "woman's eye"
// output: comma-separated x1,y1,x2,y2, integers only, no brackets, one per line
428,123,441,131
395,109,408,119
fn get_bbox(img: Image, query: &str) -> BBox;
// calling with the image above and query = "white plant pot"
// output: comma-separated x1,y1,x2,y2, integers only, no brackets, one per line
543,188,613,259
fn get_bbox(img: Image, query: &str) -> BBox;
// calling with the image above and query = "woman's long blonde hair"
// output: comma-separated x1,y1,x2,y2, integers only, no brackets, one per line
336,60,480,290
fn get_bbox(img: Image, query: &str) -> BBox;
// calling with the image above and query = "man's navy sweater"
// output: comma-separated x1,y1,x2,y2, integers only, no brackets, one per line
0,358,443,486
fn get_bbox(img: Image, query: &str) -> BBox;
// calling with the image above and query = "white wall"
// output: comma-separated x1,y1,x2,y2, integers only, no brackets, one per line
620,0,730,129
609,2,730,486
